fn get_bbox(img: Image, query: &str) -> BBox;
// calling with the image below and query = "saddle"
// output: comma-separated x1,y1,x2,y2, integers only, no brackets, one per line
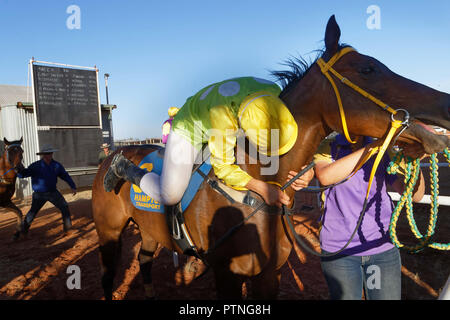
129,146,270,258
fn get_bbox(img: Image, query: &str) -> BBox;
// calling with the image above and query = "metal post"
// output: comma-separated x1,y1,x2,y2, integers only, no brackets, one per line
104,73,114,148
104,73,110,104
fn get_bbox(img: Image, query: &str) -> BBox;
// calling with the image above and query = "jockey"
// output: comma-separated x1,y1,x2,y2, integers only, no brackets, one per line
162,107,179,144
104,77,303,208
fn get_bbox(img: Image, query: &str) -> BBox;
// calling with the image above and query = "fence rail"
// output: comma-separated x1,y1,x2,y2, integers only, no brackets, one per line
115,138,163,147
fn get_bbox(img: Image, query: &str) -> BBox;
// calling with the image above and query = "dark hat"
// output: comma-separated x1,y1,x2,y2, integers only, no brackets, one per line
37,144,58,155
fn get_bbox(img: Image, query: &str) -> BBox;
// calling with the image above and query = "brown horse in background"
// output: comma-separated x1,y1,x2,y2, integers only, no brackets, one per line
0,138,24,240
92,15,450,299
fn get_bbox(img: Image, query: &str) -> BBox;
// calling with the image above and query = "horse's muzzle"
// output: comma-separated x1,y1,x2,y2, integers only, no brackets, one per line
403,121,450,154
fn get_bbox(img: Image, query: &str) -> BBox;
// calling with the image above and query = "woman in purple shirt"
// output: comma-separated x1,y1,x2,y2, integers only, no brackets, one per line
290,134,426,300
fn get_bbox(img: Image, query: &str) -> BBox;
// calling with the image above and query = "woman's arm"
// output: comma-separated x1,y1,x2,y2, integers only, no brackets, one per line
315,139,382,186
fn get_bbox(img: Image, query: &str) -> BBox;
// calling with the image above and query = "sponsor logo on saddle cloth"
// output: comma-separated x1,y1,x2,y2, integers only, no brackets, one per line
130,149,212,212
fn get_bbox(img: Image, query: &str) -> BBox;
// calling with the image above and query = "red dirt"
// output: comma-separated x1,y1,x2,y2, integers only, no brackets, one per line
0,189,448,300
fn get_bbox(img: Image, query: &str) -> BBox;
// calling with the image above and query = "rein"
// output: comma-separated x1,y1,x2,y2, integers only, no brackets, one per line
205,47,413,258
199,48,446,259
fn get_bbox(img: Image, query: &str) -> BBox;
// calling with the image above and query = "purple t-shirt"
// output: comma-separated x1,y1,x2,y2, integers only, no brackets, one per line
315,135,397,256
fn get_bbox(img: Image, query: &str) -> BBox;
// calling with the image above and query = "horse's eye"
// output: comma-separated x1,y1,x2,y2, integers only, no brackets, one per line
360,66,375,75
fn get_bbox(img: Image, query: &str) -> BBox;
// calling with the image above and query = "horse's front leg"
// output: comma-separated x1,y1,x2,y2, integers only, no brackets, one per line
5,201,23,240
138,234,159,299
250,267,281,299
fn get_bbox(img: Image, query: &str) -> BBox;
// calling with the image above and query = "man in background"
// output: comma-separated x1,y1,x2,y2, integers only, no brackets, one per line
16,144,77,236
98,143,111,166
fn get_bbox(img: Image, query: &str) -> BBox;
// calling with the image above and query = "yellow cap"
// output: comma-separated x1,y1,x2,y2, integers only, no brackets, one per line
238,92,298,156
168,107,179,118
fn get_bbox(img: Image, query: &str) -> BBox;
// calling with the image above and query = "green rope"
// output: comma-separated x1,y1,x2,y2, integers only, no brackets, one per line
387,147,449,252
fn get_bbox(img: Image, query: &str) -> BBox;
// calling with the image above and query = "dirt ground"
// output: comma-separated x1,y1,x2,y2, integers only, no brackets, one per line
0,188,448,300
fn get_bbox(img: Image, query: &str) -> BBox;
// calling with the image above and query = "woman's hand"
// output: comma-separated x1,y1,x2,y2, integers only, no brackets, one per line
286,166,315,191
397,141,429,160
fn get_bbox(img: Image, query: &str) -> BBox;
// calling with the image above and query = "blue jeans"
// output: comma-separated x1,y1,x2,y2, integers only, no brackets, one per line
320,247,401,300
24,191,72,230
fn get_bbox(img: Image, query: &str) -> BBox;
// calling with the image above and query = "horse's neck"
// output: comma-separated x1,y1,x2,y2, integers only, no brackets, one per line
275,83,329,199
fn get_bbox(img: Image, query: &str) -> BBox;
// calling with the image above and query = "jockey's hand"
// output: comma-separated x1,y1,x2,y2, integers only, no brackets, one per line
245,179,290,208
286,165,315,191
397,141,429,160
265,183,290,208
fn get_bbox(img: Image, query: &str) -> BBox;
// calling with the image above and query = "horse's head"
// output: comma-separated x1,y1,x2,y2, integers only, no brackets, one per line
4,137,24,169
283,15,449,155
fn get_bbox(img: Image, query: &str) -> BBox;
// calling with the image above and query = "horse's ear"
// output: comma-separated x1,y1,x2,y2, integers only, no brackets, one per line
19,137,23,144
324,15,341,57
4,138,10,145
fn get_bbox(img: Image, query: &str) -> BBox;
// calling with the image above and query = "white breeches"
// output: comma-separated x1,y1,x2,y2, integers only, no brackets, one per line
139,131,201,205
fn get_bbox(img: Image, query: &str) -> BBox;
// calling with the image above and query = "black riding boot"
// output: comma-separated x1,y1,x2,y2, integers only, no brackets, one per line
103,152,148,192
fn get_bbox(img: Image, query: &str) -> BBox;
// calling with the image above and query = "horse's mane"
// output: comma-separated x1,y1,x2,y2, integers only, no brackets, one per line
271,44,353,97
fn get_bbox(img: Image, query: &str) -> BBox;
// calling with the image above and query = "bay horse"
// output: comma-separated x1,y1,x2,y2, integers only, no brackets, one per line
0,138,24,240
92,15,450,299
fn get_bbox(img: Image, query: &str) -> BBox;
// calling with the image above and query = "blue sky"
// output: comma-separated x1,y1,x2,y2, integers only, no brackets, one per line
1,0,449,139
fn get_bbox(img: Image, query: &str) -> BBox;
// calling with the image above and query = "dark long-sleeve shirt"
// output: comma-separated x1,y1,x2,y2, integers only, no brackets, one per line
18,159,76,192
